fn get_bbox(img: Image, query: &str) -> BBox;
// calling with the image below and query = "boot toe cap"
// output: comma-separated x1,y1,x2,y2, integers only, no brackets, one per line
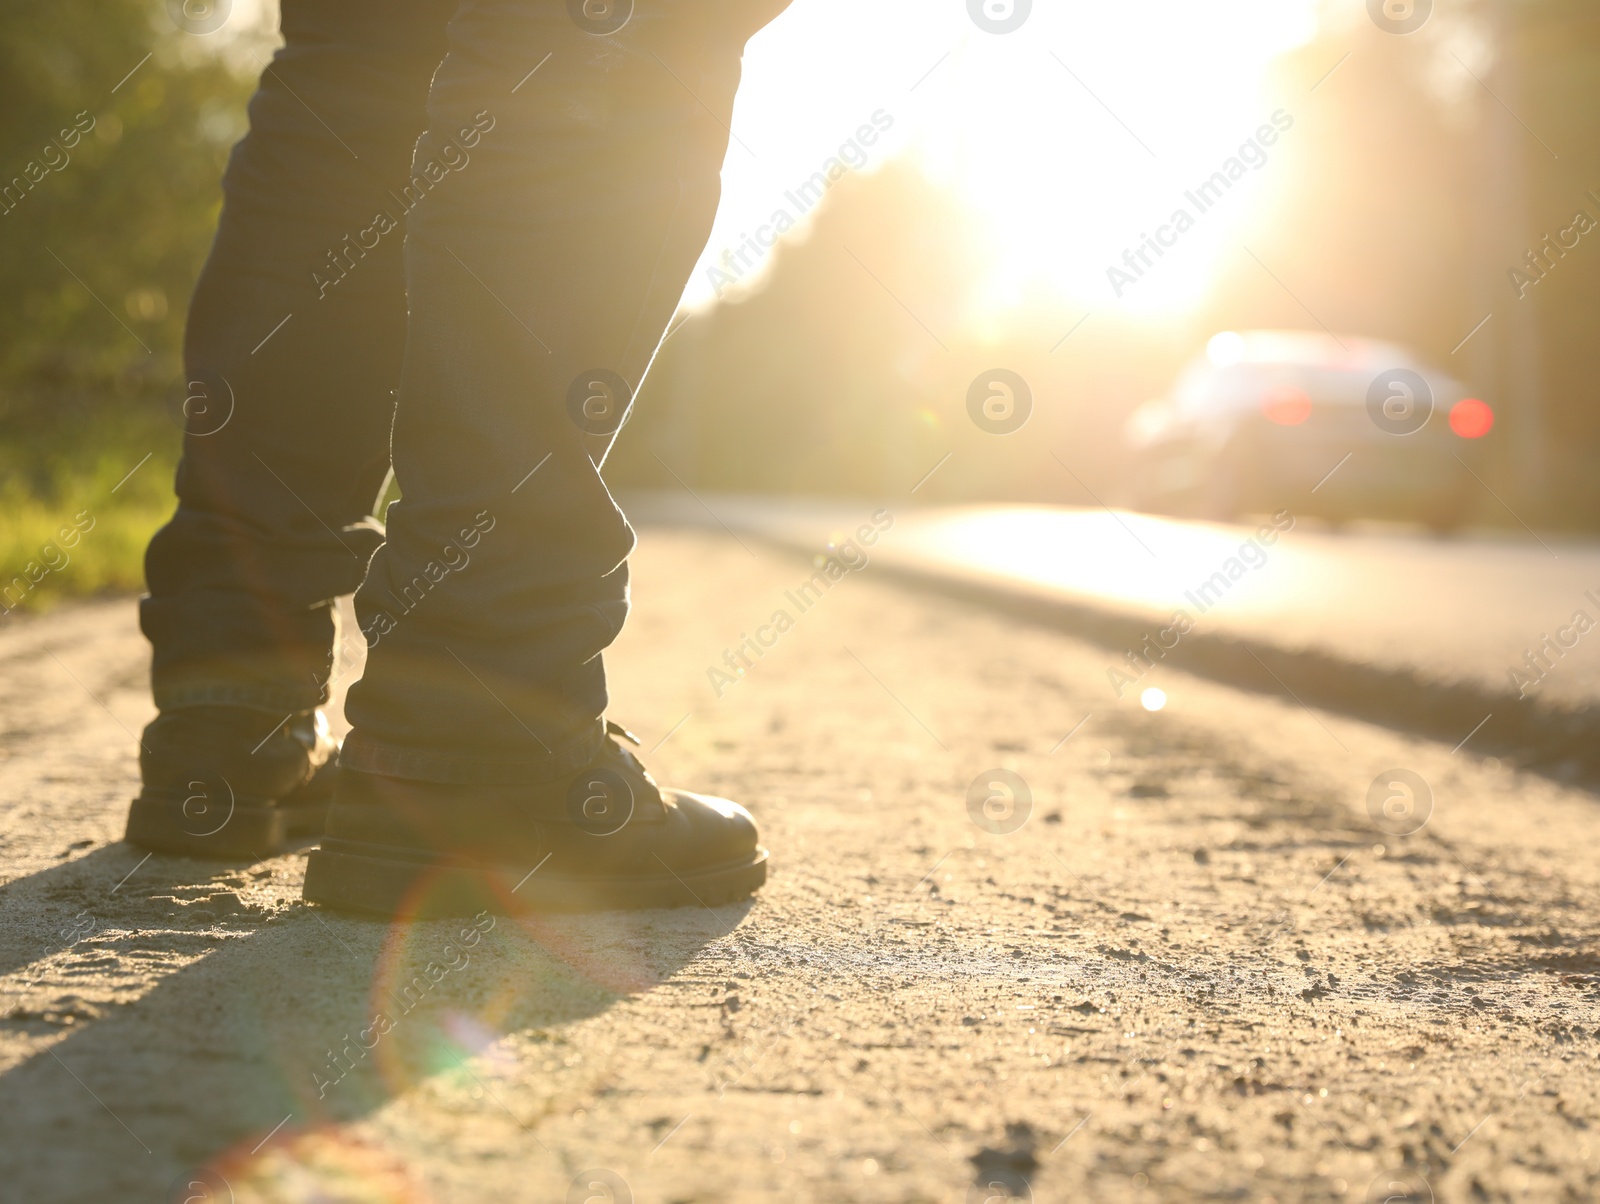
660,790,761,865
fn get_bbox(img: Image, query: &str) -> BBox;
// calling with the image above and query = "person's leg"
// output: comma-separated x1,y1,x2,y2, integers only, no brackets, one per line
307,0,790,914
130,0,455,855
340,0,790,783
143,0,457,712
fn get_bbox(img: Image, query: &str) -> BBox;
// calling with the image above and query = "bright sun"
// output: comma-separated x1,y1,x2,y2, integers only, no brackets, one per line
684,0,1320,321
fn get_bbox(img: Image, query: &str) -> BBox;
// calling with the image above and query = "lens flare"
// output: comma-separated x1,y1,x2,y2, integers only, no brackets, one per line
195,1126,425,1204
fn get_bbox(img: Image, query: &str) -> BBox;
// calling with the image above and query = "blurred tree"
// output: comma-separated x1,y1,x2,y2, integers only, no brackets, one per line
614,158,1198,508
0,2,271,608
0,0,266,404
1499,0,1600,521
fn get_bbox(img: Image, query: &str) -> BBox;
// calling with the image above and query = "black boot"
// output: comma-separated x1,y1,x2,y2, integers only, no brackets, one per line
303,723,766,917
126,706,338,858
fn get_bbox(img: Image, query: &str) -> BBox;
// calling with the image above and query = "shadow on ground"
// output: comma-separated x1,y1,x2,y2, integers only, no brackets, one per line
0,843,749,1200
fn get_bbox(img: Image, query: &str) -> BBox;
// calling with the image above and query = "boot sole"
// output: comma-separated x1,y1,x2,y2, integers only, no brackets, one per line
124,779,331,860
302,840,768,917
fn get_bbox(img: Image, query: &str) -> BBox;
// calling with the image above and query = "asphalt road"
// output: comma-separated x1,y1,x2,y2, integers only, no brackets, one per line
645,495,1600,712
621,495,1600,787
1,526,1597,1201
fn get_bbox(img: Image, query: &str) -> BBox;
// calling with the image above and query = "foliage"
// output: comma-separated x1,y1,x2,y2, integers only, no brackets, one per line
0,1,267,610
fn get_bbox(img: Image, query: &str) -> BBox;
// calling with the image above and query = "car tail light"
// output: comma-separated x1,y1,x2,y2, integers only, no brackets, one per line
1261,385,1312,426
1449,397,1494,438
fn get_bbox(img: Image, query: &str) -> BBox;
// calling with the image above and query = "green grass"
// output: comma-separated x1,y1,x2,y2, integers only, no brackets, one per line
0,400,179,615
0,390,407,618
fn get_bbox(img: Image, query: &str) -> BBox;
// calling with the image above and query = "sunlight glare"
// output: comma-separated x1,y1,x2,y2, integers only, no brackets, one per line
686,0,1319,322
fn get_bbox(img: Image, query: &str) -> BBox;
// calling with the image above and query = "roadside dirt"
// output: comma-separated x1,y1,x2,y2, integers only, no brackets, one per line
0,526,1597,1202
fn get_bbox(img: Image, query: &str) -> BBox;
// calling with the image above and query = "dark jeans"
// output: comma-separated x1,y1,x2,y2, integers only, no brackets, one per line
142,0,786,783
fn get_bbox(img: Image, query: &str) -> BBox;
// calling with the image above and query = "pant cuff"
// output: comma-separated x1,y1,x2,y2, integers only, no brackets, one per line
153,681,324,714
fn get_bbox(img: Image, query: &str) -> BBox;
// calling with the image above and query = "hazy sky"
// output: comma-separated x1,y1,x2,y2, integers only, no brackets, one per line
686,0,1324,317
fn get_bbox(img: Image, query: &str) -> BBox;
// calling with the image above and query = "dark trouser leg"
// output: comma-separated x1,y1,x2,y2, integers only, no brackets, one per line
341,0,789,783
141,0,455,715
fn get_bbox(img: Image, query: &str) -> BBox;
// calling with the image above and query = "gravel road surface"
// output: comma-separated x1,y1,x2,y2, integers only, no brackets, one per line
1,526,1596,1202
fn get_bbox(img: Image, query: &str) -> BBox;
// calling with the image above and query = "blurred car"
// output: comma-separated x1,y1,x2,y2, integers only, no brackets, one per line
1123,329,1494,532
